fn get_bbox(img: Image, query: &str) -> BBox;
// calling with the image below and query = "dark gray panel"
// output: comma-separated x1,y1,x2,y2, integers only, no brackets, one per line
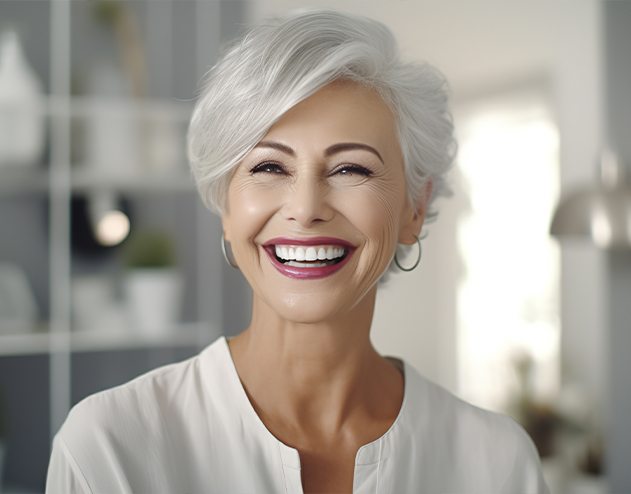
0,196,50,319
0,355,49,492
607,252,631,491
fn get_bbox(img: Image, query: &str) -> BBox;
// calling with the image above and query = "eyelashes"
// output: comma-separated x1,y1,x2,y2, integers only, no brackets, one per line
332,164,373,177
249,161,373,178
250,162,286,174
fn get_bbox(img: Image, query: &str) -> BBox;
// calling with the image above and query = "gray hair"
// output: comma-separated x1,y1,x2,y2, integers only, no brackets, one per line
188,9,456,218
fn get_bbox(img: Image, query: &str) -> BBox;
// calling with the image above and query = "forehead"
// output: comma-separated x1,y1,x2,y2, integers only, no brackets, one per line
262,81,399,154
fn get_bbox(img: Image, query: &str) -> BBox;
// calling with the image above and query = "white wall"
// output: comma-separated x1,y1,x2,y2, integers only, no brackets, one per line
249,1,606,401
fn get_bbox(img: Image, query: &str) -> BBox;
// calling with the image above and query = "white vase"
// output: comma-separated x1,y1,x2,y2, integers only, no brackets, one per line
0,30,45,168
124,268,183,338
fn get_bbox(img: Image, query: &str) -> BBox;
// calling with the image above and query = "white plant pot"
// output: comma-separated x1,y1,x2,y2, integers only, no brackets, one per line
124,268,183,338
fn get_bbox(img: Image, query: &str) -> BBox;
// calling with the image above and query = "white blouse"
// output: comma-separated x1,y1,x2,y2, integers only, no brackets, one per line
46,336,549,493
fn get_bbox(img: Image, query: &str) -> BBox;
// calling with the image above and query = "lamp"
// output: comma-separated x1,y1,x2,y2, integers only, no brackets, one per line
89,191,130,247
550,151,631,249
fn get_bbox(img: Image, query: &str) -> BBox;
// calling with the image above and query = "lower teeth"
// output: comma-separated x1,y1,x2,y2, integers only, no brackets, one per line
285,260,336,268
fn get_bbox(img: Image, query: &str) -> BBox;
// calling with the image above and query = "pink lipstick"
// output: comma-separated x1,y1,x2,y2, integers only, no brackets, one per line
262,237,356,280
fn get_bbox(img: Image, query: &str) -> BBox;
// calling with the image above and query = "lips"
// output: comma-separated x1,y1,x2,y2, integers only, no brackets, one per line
262,237,356,280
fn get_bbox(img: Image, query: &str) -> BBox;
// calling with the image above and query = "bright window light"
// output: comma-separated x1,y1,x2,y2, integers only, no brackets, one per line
455,92,560,413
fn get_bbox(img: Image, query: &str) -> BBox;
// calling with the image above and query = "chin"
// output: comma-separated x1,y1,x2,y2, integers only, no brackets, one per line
273,292,351,325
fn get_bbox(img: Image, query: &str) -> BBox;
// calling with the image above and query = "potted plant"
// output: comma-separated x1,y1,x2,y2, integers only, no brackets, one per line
123,230,183,338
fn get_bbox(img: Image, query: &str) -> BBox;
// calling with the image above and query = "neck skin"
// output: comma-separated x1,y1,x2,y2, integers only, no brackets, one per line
228,285,404,449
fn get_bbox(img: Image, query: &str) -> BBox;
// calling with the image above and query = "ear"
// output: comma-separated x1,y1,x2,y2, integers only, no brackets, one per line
398,178,433,245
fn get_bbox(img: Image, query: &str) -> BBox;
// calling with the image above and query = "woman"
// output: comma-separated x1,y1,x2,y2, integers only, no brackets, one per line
47,9,549,494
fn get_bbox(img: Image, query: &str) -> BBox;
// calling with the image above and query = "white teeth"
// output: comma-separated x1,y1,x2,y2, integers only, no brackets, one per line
274,244,347,262
305,247,318,261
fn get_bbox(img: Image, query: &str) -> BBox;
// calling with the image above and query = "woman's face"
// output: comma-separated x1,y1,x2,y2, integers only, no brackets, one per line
222,81,430,324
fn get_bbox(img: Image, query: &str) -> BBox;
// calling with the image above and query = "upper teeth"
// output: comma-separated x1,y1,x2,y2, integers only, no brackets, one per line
274,245,346,261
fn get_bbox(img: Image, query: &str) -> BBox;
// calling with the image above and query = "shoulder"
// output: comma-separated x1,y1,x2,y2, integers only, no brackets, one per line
55,349,209,489
52,337,236,492
401,364,549,493
62,351,201,442
58,336,232,455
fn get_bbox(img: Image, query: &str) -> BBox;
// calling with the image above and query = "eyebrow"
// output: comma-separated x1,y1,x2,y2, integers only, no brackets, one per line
324,143,384,164
255,141,384,164
255,141,295,156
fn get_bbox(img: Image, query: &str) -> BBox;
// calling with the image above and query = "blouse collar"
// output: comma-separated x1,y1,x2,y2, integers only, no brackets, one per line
200,336,414,468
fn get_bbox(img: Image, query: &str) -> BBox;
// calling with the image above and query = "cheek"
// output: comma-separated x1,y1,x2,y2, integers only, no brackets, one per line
343,179,403,240
336,179,405,275
227,180,281,248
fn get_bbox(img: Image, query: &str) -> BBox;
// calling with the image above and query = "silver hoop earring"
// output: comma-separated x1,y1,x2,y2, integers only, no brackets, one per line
221,233,239,269
394,235,421,272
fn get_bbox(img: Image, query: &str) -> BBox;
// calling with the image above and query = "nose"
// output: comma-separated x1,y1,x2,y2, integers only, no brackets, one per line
281,172,334,227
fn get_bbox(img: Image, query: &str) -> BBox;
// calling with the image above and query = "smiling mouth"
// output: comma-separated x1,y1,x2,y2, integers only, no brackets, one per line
271,245,348,268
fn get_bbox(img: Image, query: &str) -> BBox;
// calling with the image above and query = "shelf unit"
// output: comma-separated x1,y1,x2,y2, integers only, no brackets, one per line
0,323,217,357
0,0,236,470
0,2,258,490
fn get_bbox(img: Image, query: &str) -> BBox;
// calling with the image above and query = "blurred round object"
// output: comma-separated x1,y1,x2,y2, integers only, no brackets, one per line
71,195,131,257
95,210,130,246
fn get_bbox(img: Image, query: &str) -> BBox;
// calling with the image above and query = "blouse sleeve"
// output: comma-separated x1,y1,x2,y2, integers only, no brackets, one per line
46,434,92,494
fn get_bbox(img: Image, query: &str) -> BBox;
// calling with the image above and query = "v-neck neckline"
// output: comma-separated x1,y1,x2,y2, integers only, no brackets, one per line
216,336,410,468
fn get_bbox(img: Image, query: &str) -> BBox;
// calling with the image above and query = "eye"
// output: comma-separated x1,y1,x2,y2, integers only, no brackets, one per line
250,162,287,175
332,164,373,177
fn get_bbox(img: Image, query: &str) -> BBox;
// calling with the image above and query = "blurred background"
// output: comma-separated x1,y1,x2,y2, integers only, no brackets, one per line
0,0,629,492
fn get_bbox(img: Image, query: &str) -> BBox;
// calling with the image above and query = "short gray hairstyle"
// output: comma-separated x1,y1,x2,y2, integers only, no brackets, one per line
188,9,456,217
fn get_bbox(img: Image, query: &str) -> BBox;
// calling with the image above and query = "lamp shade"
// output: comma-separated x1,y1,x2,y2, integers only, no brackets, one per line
550,185,631,248
551,152,631,249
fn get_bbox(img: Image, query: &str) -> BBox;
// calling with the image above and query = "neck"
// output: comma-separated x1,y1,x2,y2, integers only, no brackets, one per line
228,285,401,440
